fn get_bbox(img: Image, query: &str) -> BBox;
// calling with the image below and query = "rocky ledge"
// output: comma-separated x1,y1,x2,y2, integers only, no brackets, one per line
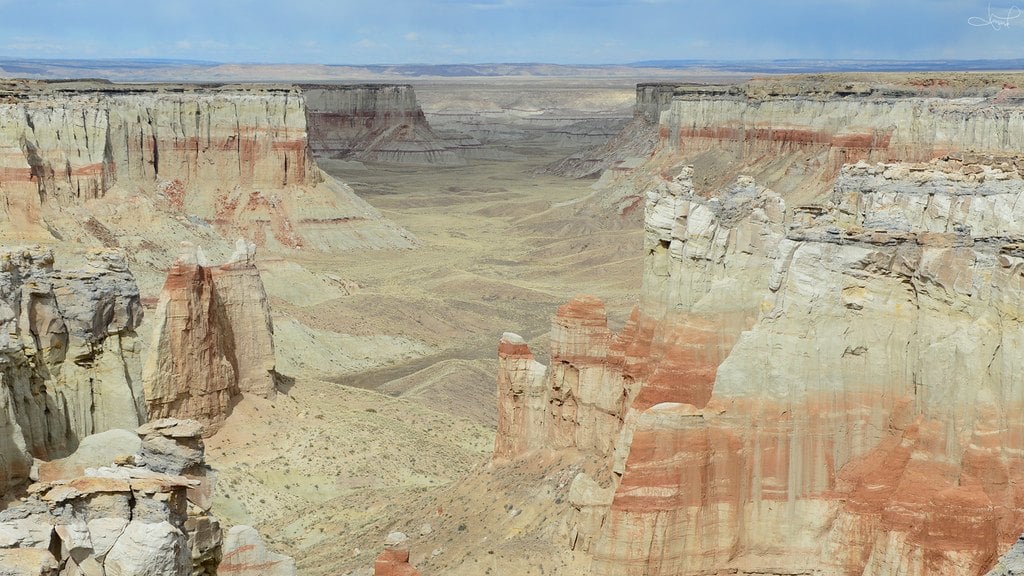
0,418,294,576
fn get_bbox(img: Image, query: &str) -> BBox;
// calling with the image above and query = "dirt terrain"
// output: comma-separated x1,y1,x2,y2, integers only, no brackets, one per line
204,134,645,573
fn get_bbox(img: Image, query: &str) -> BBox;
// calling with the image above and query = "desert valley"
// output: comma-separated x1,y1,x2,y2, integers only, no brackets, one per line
2,54,1024,576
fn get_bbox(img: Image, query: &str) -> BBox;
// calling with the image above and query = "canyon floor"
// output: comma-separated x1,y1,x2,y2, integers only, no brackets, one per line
204,140,644,574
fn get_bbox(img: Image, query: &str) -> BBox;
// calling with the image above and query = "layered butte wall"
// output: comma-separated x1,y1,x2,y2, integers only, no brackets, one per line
0,80,413,272
496,76,1024,576
302,84,466,165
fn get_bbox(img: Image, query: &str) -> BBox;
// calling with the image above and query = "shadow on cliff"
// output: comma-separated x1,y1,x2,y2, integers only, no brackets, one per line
274,371,296,395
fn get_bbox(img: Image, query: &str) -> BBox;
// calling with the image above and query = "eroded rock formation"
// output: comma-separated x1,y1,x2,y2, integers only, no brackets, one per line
0,247,143,493
220,525,297,576
303,84,465,165
0,419,234,576
498,79,1024,575
143,240,276,436
0,81,414,258
373,532,421,576
547,83,674,178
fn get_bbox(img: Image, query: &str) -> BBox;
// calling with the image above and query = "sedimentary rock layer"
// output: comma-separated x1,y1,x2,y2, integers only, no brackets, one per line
143,241,277,436
0,418,293,576
0,246,143,493
546,83,673,178
0,81,413,255
302,84,464,165
499,79,1024,576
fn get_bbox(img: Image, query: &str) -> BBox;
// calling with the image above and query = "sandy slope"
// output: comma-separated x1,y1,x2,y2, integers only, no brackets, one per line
204,144,643,574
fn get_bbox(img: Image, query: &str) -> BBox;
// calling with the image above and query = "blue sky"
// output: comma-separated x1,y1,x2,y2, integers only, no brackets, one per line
1,0,1022,64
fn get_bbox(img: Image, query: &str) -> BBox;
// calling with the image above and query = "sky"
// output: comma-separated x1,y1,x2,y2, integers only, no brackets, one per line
1,0,1023,65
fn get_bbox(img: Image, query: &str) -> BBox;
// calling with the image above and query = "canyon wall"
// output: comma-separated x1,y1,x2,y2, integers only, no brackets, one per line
302,84,465,165
0,81,414,265
546,83,674,179
498,81,1024,575
0,246,143,493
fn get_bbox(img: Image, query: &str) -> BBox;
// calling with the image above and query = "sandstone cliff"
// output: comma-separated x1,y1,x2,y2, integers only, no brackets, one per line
143,240,276,436
0,81,414,271
0,247,143,493
303,84,465,165
497,78,1024,576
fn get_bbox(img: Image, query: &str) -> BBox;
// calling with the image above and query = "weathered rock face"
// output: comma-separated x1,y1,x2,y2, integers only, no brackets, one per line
0,81,414,256
499,81,1024,575
493,298,631,462
620,157,1024,575
493,332,547,460
0,419,232,576
546,83,673,179
0,247,143,492
302,84,464,165
143,241,276,436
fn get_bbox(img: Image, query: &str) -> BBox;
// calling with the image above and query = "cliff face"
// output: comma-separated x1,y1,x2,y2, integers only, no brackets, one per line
143,240,276,436
0,82,414,260
0,247,143,492
302,84,464,165
498,82,1024,576
546,83,672,179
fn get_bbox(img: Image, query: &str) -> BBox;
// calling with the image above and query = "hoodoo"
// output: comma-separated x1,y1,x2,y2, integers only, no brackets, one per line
143,240,277,436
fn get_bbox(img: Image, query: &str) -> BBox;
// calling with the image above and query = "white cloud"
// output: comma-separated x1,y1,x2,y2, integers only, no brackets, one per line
404,32,420,41
356,38,387,50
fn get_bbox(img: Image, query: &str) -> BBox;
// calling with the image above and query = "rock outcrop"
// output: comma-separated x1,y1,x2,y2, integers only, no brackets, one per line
0,419,242,576
219,525,296,576
0,81,414,261
373,532,421,576
143,240,276,436
498,78,1024,576
494,332,547,460
302,84,464,165
0,247,143,494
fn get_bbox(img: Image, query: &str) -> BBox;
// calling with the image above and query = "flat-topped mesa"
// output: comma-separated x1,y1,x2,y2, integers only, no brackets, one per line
302,84,464,166
634,83,683,124
658,86,1024,198
583,77,1024,224
0,246,144,492
581,155,1024,575
0,81,414,253
143,240,277,436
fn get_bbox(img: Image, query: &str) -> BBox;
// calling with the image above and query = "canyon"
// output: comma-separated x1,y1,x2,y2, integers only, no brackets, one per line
2,69,1024,576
